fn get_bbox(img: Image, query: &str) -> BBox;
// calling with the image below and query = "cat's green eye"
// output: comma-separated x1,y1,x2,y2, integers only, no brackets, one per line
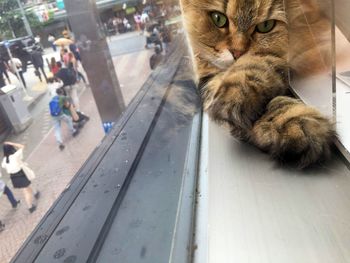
256,20,276,33
211,12,228,28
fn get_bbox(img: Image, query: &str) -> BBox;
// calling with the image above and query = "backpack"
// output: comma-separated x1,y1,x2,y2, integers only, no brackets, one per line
66,67,77,85
49,96,62,117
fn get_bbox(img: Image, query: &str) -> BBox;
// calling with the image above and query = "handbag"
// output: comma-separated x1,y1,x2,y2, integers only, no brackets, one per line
22,162,36,180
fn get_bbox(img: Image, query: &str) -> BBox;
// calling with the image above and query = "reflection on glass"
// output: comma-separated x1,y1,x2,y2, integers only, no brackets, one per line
287,0,333,116
334,0,350,153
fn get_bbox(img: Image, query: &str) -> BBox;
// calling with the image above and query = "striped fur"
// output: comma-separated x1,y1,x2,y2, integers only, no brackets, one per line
180,0,335,168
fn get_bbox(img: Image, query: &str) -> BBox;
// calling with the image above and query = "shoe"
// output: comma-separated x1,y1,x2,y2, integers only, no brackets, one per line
29,205,37,213
72,130,79,137
34,191,40,200
0,222,5,232
59,144,65,151
12,200,20,209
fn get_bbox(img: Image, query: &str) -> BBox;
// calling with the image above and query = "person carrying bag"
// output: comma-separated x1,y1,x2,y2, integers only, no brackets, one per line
1,142,40,213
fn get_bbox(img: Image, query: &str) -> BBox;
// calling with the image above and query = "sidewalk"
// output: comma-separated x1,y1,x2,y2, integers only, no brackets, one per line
0,86,104,263
0,48,153,262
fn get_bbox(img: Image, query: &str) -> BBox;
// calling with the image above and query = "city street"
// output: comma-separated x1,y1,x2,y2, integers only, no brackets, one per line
0,31,153,263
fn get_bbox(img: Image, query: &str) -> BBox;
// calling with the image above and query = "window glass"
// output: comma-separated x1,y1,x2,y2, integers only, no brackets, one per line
0,0,182,261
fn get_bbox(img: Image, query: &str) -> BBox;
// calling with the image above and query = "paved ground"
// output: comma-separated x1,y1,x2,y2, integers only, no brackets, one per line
0,32,153,263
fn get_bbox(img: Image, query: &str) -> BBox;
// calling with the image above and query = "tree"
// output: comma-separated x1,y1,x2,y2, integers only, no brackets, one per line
0,0,41,40
0,0,20,39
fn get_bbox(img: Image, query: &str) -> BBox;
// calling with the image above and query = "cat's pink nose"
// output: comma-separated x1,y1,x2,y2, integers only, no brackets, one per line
233,50,244,59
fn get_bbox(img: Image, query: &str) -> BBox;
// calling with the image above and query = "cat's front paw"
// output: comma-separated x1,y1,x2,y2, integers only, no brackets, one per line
205,78,267,130
250,96,336,168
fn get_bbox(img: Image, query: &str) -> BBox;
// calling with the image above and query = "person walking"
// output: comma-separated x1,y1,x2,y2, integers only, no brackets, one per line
8,57,27,89
68,53,86,84
49,90,79,150
0,58,11,84
48,34,57,52
31,48,48,83
55,61,80,110
134,12,142,32
1,142,39,213
47,73,63,98
50,57,60,75
0,178,20,208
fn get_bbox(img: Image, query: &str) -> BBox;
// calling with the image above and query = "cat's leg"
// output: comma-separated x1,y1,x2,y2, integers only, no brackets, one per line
201,54,288,132
250,96,335,168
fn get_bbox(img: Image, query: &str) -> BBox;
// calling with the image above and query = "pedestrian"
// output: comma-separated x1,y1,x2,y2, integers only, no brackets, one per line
62,49,70,67
141,11,150,26
62,27,71,39
31,48,48,83
68,43,82,62
34,35,41,45
123,17,131,32
160,22,172,54
149,45,163,70
0,58,11,84
1,142,40,213
0,73,5,88
0,220,4,232
47,73,63,98
68,52,86,84
56,88,90,128
134,12,142,32
55,61,80,110
50,57,60,75
60,45,65,62
7,57,27,89
49,90,79,150
0,178,20,208
34,34,43,50
48,33,57,52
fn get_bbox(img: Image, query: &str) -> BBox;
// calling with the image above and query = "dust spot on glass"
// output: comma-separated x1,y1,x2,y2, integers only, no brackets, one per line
34,234,48,244
83,205,91,211
140,246,147,258
53,248,66,259
56,226,70,236
64,255,77,263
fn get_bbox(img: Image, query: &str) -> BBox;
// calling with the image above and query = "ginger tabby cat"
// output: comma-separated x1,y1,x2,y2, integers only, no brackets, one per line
180,0,335,168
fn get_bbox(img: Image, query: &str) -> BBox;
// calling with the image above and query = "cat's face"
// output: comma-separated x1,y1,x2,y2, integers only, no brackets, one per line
181,0,288,75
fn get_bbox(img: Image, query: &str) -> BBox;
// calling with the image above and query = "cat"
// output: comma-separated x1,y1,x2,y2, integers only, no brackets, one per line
180,0,335,168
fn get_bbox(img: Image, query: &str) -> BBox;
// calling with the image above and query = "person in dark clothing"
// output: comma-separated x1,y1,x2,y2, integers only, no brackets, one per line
55,61,80,109
31,49,48,82
54,61,76,88
0,73,5,88
69,43,81,62
0,58,11,84
149,45,163,70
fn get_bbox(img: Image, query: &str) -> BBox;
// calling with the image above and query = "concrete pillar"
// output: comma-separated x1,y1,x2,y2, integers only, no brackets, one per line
63,0,125,124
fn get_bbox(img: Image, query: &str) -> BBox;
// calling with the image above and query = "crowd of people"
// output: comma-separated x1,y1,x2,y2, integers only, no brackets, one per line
46,33,90,151
0,29,90,231
103,4,174,59
0,46,49,90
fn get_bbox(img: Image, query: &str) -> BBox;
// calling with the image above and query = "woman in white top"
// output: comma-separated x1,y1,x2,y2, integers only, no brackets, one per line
1,142,39,213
